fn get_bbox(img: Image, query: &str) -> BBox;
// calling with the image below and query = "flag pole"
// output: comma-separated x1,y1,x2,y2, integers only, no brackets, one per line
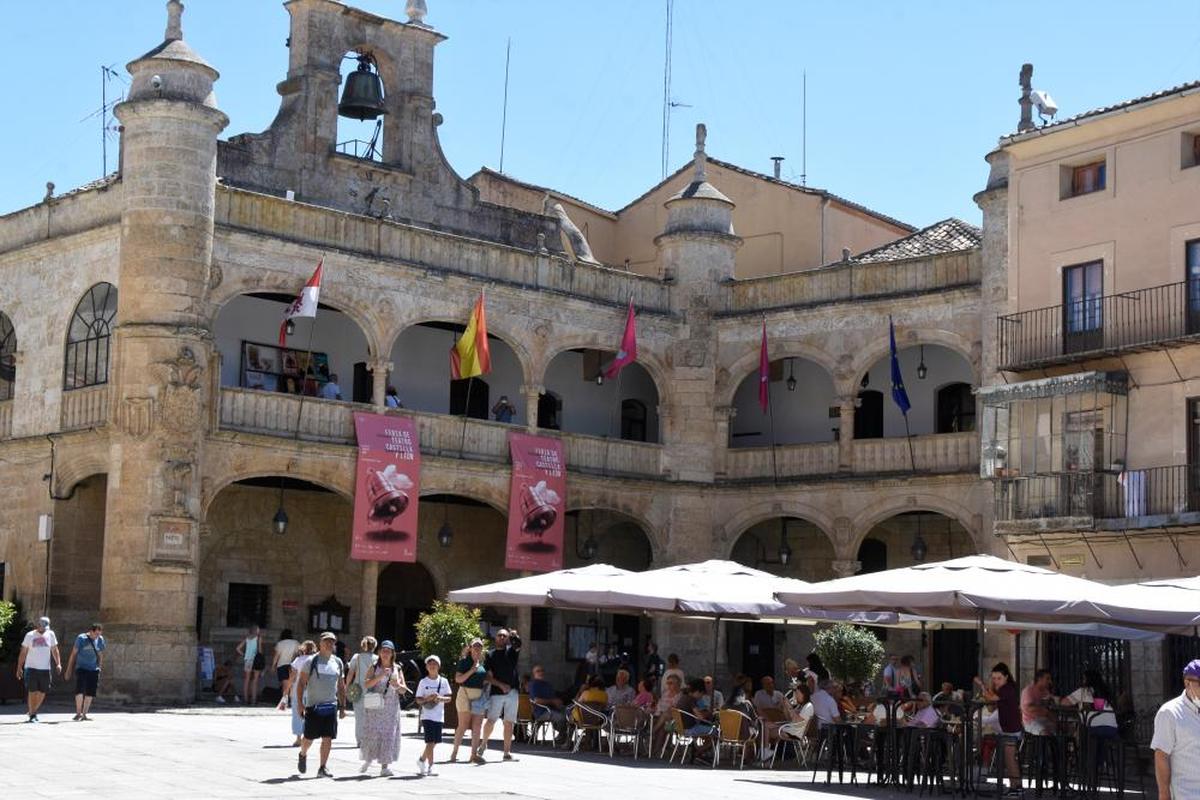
903,413,916,472
764,319,779,485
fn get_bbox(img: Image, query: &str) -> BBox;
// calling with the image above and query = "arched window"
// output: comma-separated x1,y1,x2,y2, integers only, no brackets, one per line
857,537,888,574
0,312,15,401
537,392,562,430
64,283,118,390
935,382,976,433
620,399,647,442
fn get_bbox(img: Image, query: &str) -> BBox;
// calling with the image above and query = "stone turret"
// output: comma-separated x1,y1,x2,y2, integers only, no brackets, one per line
104,0,227,702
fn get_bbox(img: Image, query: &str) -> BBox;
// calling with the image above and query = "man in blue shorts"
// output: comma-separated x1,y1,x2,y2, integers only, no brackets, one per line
65,623,106,721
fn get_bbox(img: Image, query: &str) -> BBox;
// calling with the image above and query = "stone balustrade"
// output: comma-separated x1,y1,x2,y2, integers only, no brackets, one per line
217,387,666,478
851,431,978,475
215,187,672,313
0,399,11,439
60,385,109,431
722,250,980,315
724,442,839,480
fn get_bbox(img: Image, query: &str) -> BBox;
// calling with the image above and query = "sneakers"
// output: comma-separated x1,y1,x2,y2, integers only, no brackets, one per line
234,695,242,703
215,695,226,704
416,758,427,776
360,761,371,774
297,753,307,774
380,767,393,777
317,766,332,778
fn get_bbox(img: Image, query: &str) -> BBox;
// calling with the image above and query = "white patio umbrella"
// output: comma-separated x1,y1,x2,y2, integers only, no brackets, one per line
445,563,633,607
1086,575,1200,632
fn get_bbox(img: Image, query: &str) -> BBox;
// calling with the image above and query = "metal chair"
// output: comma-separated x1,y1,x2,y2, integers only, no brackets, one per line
568,701,609,753
609,704,648,759
772,708,816,768
668,708,715,765
528,699,559,745
714,708,758,769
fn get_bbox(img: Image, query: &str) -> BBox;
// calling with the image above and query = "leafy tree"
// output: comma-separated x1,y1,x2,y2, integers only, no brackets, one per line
0,598,24,662
813,623,885,685
414,601,483,673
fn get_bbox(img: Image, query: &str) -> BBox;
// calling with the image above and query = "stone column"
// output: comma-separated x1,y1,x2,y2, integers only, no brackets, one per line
831,559,861,578
368,358,392,410
360,560,379,638
838,398,856,471
714,405,736,478
520,383,543,432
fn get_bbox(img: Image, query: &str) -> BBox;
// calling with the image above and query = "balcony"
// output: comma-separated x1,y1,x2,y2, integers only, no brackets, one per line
721,432,977,481
997,280,1200,370
61,385,109,431
216,387,665,479
721,250,979,315
994,464,1200,534
0,399,11,439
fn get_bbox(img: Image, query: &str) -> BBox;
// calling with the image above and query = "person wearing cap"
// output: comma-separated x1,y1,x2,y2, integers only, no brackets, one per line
451,638,488,763
16,616,61,723
482,627,523,760
64,623,105,721
414,654,452,776
1152,659,1200,800
359,640,406,777
295,632,346,778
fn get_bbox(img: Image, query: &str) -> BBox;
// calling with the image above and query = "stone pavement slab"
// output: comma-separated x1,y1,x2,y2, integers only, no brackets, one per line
0,701,911,799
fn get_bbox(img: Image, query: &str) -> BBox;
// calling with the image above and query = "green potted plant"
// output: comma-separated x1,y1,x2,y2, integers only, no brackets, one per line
813,623,885,686
414,601,484,728
0,598,27,703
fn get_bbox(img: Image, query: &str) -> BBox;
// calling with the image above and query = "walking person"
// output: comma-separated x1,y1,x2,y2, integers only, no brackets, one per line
64,623,105,721
345,635,378,747
481,627,522,760
235,624,264,704
15,616,61,723
450,638,488,763
1152,659,1200,800
272,628,299,710
414,655,452,776
286,640,316,746
295,632,346,778
359,640,407,777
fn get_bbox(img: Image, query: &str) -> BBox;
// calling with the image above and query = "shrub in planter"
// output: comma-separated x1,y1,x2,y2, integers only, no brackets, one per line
414,601,483,677
813,623,885,686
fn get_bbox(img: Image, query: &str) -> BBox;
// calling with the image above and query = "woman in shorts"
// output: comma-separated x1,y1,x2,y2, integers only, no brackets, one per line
272,628,299,710
234,625,264,705
450,639,488,763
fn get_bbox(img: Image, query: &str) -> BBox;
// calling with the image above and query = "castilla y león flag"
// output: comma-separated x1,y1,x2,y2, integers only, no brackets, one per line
505,432,567,572
351,411,421,562
450,290,491,380
603,298,638,379
279,259,323,346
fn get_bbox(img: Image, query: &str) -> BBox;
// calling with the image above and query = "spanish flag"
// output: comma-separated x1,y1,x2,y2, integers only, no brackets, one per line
450,290,492,380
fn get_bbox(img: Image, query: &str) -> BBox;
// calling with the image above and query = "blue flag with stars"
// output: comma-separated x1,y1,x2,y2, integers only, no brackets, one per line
889,317,911,415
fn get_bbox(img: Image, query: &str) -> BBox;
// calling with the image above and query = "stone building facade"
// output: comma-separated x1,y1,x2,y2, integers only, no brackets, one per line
0,2,1191,706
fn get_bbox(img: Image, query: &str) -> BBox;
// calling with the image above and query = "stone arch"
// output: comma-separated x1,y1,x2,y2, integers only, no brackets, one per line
718,499,838,557
386,315,534,393
209,279,383,359
565,502,663,567
417,485,509,517
847,494,983,559
202,467,354,522
0,308,16,401
538,337,673,412
718,340,840,408
841,329,978,399
63,282,119,390
52,453,110,498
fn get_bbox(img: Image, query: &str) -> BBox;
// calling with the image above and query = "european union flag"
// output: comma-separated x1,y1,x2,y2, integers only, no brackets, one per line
889,316,911,415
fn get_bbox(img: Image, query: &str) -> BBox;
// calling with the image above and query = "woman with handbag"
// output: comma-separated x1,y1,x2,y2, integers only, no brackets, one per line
345,635,378,747
359,640,406,777
234,625,265,705
450,638,488,764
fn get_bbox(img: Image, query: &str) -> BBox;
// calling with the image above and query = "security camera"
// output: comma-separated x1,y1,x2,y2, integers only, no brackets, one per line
151,74,163,90
1030,89,1058,121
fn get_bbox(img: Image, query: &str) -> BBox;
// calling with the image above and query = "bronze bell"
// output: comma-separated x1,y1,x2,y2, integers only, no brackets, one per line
338,57,387,121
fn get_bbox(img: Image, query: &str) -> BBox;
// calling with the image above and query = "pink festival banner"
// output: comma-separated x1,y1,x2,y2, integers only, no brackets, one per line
351,412,421,562
506,432,567,572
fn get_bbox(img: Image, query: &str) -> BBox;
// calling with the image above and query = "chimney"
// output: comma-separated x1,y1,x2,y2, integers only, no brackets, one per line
841,247,851,262
1018,63,1034,132
770,156,784,179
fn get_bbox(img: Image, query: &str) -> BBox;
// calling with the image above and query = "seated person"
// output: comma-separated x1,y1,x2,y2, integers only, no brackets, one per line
576,676,609,707
839,681,866,716
651,674,684,751
932,681,965,716
811,680,843,729
727,673,755,712
212,660,235,703
607,668,635,708
676,678,717,759
702,675,725,711
778,685,814,739
753,675,790,716
1021,669,1058,735
632,678,655,710
527,664,568,745
905,692,941,728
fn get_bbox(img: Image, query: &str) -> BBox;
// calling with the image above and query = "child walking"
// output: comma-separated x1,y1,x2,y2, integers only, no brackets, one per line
414,654,452,776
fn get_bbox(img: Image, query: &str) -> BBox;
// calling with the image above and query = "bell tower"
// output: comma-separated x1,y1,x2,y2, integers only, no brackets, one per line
103,0,227,702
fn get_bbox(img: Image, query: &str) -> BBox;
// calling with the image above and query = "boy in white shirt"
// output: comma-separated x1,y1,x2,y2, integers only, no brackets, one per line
414,655,452,776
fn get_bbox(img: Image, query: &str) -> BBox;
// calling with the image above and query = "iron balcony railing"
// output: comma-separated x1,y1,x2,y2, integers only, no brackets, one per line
997,279,1200,370
994,464,1200,525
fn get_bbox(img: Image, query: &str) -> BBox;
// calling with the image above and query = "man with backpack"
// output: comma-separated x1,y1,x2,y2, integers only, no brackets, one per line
64,623,105,721
294,632,346,778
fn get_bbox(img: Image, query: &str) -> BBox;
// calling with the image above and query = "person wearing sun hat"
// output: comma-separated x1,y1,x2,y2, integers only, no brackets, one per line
1152,659,1200,800
359,639,405,777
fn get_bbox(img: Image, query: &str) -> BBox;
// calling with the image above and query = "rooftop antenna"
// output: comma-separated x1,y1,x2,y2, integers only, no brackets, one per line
660,0,675,179
800,70,807,186
499,37,512,173
100,65,122,177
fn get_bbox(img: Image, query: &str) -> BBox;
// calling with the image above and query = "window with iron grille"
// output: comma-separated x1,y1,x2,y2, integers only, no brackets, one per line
226,582,270,629
1046,632,1127,701
0,313,14,401
64,283,118,390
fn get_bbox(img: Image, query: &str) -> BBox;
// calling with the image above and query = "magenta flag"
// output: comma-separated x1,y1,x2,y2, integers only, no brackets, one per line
603,298,638,379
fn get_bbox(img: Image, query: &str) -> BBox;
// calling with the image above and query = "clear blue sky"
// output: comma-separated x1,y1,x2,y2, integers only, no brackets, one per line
2,1,1198,228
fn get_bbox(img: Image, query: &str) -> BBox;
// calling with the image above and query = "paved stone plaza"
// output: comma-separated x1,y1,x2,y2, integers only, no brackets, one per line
0,701,917,799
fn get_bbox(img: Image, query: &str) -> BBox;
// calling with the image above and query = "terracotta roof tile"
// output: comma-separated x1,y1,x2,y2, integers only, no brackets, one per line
851,217,980,263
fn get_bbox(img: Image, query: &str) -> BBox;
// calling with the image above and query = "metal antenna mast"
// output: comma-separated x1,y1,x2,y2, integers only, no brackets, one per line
660,0,674,178
499,38,512,173
801,70,807,187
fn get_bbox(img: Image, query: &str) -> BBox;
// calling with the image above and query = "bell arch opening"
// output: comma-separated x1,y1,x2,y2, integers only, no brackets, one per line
335,51,386,163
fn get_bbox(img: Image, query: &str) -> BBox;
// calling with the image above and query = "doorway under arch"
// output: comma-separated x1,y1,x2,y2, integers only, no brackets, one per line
375,561,436,652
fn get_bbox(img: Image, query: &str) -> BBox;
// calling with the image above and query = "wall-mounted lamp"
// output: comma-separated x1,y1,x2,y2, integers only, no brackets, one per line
786,359,797,392
917,345,928,381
